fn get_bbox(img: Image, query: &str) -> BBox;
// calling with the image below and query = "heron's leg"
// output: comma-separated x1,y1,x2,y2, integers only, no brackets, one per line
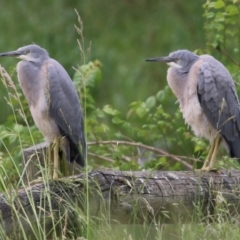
200,136,222,171
208,136,222,169
201,142,215,169
53,138,60,179
60,152,69,177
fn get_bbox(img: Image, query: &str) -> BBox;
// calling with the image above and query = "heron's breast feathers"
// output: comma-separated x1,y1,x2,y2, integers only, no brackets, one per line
168,59,219,141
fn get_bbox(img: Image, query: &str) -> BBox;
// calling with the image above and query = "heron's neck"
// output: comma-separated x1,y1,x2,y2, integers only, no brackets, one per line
167,67,187,107
17,61,40,106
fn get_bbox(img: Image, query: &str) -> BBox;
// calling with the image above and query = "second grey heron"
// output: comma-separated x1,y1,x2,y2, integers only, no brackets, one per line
146,50,240,170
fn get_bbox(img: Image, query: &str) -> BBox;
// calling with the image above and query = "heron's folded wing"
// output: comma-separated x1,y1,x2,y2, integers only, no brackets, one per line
46,59,86,163
197,60,240,143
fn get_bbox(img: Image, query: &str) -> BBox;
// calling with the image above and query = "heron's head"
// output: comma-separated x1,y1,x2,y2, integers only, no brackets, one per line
146,50,199,72
0,45,49,63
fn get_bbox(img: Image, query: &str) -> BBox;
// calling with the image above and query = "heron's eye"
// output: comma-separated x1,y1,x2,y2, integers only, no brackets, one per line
25,50,30,54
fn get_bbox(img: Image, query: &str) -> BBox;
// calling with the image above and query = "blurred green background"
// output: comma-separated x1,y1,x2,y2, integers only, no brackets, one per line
0,0,205,122
0,0,240,182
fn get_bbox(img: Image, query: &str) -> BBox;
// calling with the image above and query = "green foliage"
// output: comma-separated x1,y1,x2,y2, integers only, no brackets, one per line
0,2,239,239
0,0,205,123
74,60,102,88
203,0,240,79
204,0,240,50
0,0,240,188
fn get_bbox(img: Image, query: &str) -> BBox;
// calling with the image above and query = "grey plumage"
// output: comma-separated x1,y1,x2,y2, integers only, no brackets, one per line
197,55,240,160
0,44,86,167
146,50,240,169
46,58,86,165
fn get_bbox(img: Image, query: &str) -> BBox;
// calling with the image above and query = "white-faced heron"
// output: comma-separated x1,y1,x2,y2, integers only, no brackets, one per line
146,50,240,170
0,44,86,178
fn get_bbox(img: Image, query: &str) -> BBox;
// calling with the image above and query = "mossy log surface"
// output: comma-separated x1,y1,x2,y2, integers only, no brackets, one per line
1,168,240,238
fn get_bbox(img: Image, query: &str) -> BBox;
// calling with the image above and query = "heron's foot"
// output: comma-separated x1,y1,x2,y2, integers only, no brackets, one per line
194,167,220,173
53,169,59,180
201,167,219,172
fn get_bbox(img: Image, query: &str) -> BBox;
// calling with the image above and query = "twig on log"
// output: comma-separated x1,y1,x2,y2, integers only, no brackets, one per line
88,140,194,170
88,152,115,163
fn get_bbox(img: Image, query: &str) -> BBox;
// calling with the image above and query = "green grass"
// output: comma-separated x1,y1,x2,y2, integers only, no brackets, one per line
1,179,240,240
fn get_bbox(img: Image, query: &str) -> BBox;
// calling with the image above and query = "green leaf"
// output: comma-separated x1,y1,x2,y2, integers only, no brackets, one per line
112,117,124,124
214,1,225,9
205,11,215,19
103,105,120,116
215,12,224,22
73,60,102,88
156,90,165,102
194,145,204,152
13,124,24,133
136,105,147,118
145,96,156,109
208,2,216,8
95,109,105,118
226,5,239,16
216,23,224,31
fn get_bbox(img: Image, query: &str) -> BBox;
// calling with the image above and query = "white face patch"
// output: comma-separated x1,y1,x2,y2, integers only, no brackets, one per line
167,61,182,68
17,55,32,61
17,55,27,60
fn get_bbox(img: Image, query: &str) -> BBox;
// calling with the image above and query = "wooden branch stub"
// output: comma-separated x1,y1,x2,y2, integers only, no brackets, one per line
22,142,81,184
1,169,240,238
22,142,48,184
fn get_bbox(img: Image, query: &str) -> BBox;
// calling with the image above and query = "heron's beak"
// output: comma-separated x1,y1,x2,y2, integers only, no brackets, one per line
0,50,25,58
146,56,175,62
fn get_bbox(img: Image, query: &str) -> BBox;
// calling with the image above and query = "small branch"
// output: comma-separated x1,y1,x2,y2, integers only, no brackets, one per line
88,140,193,170
216,47,240,67
88,152,115,163
178,155,201,163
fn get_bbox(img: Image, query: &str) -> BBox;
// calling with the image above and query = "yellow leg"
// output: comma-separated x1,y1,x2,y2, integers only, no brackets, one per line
208,136,222,169
201,142,215,170
30,141,60,184
201,136,222,171
47,138,69,179
60,151,69,177
53,138,59,179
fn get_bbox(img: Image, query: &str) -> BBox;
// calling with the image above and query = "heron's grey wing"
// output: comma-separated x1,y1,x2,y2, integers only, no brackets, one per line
197,60,240,160
46,59,86,165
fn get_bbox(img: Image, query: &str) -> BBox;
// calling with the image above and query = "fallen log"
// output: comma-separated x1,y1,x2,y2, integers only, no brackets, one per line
0,169,240,239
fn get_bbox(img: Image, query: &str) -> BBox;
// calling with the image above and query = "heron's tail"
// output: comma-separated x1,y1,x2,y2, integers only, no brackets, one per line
226,137,240,164
69,138,86,167
58,127,86,167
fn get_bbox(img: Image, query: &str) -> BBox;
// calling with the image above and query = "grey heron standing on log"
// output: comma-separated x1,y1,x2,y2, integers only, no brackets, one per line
0,44,86,178
146,50,240,170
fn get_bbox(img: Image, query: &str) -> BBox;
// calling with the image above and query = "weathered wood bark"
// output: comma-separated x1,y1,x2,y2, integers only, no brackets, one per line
22,142,48,183
22,143,81,184
1,169,240,239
